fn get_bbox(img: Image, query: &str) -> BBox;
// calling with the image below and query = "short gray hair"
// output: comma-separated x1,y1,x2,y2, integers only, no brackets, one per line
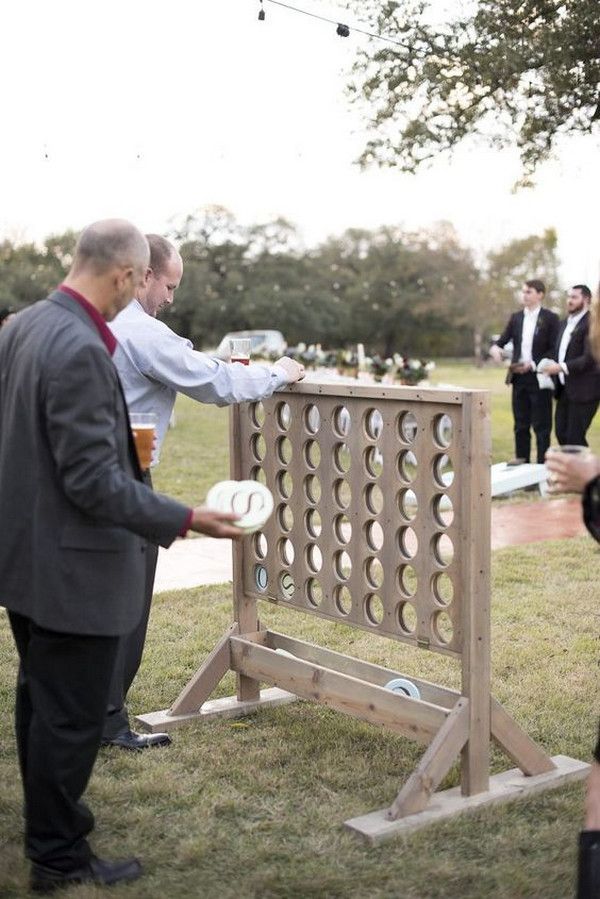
72,219,149,276
146,234,178,277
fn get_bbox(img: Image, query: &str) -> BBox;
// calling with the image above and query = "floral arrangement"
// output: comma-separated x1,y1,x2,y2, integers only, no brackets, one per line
392,355,435,385
368,354,394,382
335,349,360,376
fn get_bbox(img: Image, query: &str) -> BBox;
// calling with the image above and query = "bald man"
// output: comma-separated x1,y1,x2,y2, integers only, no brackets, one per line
0,220,242,893
103,234,304,750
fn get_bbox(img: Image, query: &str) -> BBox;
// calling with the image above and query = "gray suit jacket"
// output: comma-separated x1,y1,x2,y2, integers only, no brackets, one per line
0,290,190,636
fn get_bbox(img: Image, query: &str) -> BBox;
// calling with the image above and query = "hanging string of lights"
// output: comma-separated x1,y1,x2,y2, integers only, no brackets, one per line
257,0,412,50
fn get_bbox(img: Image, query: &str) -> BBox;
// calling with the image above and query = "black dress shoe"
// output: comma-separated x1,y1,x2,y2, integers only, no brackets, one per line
30,855,142,893
101,728,172,751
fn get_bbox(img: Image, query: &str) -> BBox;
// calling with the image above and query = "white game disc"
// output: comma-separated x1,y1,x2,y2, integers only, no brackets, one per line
205,479,274,534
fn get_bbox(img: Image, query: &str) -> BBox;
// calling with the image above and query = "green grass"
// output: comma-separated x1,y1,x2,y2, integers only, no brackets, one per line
153,361,600,504
1,536,598,897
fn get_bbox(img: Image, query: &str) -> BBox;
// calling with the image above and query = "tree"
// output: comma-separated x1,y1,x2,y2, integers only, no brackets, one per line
349,0,600,180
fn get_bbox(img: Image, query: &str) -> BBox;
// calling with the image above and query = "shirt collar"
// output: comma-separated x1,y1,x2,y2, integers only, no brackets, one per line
523,305,541,318
58,284,117,356
568,309,587,325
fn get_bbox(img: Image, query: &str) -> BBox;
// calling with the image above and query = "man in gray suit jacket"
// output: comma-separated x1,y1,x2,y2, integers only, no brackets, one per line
0,220,242,893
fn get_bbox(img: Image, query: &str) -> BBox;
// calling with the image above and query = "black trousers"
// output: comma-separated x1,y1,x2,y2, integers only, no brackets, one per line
555,391,599,447
8,611,119,870
511,372,553,463
103,469,158,740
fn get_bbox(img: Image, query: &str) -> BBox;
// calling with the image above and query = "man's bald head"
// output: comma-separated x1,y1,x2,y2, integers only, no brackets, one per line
71,219,149,277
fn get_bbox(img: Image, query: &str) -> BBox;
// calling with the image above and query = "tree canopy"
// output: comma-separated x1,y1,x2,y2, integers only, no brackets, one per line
349,0,600,180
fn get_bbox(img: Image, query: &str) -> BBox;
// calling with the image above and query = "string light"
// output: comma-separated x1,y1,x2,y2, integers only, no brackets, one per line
261,0,412,50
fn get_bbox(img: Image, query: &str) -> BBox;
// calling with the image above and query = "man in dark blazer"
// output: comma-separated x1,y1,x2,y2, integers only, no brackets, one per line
489,279,560,463
0,220,241,893
542,284,600,446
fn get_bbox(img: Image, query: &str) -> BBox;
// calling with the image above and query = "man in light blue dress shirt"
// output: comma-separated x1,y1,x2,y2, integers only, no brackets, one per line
104,235,304,750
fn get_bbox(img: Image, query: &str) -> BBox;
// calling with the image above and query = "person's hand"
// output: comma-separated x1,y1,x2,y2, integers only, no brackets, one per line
509,362,531,375
541,361,561,376
488,345,503,364
189,507,245,538
544,450,600,494
274,356,305,382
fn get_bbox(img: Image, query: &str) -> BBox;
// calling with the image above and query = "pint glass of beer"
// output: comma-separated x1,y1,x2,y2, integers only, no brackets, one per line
229,338,252,365
129,412,157,470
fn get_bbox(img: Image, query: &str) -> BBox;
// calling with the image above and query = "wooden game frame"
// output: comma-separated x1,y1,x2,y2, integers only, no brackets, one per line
138,381,588,840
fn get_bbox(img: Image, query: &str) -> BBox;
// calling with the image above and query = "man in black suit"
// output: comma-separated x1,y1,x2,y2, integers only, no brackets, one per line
489,279,560,463
0,220,241,893
542,284,600,446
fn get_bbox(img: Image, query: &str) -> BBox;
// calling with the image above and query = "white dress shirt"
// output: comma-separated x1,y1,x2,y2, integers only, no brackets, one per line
109,300,289,464
519,305,541,367
557,309,587,383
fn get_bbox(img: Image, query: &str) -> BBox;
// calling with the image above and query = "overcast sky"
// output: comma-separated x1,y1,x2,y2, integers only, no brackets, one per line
1,0,599,289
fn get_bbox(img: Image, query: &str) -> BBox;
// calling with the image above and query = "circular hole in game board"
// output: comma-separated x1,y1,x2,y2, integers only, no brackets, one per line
432,533,454,567
397,600,417,634
277,470,293,499
365,593,384,626
365,556,384,589
277,436,293,465
398,411,417,444
432,572,454,606
334,478,352,510
304,439,321,470
432,610,453,644
278,504,294,533
251,433,266,462
278,538,295,566
306,543,323,573
334,513,352,545
366,520,384,552
305,508,322,539
364,445,383,478
254,564,268,592
398,564,418,597
279,570,295,600
433,454,454,489
433,494,454,528
433,413,452,448
306,577,323,607
397,450,417,483
304,404,321,435
334,585,352,615
276,401,291,431
304,474,322,504
254,532,268,560
334,442,351,474
364,408,383,441
398,526,418,560
333,405,351,438
365,483,384,515
335,550,352,580
398,488,418,521
250,401,265,428
251,465,267,486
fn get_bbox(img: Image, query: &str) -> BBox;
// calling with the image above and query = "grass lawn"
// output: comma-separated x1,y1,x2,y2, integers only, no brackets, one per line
1,360,599,897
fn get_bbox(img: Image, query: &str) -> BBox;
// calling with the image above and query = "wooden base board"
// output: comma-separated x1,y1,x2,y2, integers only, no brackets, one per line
134,687,298,732
345,755,589,844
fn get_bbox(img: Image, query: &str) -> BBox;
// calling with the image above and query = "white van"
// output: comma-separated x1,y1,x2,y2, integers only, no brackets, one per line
215,329,286,360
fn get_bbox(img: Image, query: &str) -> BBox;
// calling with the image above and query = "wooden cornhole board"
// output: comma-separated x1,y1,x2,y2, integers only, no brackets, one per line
137,382,587,842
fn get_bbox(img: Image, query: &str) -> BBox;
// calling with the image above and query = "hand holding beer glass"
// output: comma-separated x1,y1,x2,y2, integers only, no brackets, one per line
229,338,251,366
545,445,600,494
129,412,157,471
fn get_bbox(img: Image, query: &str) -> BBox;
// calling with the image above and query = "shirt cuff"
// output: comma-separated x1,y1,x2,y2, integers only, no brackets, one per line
270,363,291,388
561,362,568,375
178,508,194,538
